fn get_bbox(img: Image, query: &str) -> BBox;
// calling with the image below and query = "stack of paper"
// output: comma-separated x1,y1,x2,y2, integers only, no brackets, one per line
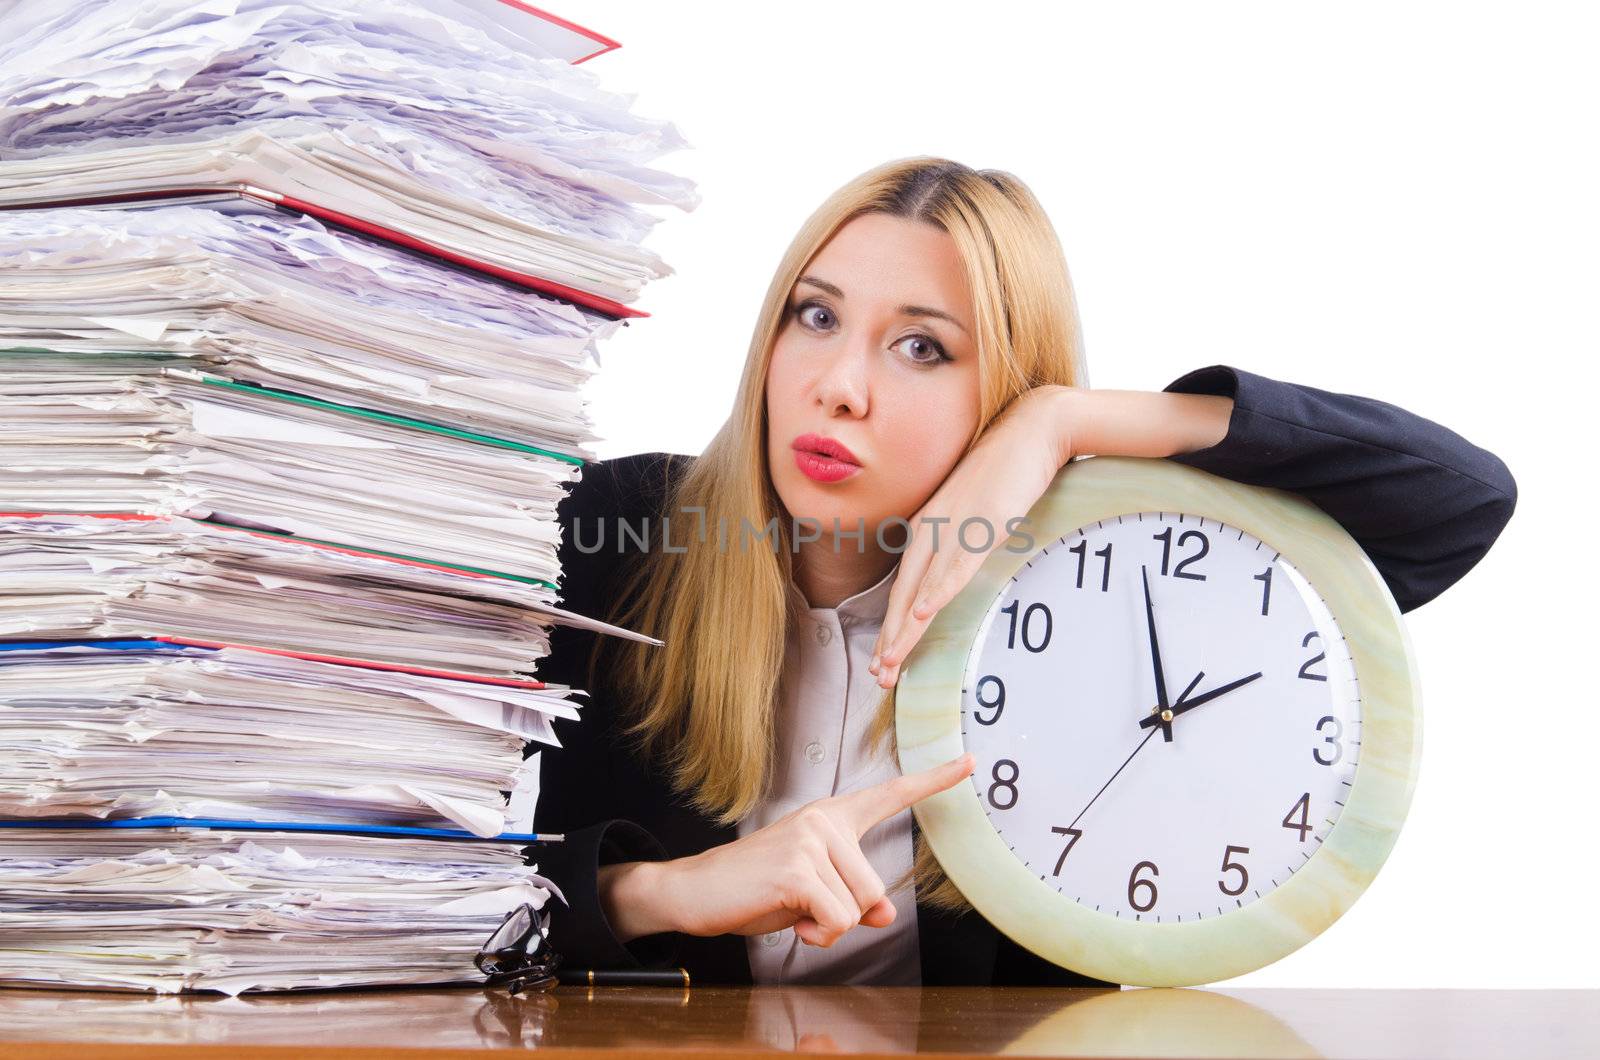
0,0,689,993
0,641,561,833
0,512,644,671
0,825,561,994
0,203,617,452
0,0,698,311
1,339,578,581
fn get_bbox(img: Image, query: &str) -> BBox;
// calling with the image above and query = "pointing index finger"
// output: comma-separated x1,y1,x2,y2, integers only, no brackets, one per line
837,753,975,839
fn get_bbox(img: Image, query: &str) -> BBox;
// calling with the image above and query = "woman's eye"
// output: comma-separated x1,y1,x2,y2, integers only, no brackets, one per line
792,299,950,366
893,334,951,366
796,301,836,331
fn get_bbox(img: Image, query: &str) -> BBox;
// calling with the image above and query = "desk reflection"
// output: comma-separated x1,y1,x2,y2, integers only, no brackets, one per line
0,982,1325,1057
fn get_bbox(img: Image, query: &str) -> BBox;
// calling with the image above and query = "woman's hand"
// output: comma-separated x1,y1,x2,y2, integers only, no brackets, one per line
598,752,975,948
868,384,1234,689
869,385,1077,689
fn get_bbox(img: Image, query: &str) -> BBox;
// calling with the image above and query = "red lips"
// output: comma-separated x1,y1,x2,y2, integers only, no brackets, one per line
792,433,860,465
791,433,862,483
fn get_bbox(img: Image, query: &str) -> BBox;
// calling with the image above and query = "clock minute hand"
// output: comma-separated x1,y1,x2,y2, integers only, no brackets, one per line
1140,566,1173,740
1138,670,1265,730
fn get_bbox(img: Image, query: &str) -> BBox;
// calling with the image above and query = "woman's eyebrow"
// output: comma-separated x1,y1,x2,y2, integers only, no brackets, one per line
797,275,844,298
900,303,970,337
796,275,971,336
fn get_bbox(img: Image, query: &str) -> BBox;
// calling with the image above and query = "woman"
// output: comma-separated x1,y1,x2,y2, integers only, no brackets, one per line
532,157,1517,987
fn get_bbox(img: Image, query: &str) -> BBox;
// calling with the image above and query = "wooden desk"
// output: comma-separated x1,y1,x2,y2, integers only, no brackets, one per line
0,985,1593,1059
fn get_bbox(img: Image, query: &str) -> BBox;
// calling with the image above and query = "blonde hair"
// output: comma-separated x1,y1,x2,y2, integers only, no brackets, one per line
600,156,1087,913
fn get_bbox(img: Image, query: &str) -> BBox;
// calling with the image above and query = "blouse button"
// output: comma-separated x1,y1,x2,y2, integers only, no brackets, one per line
814,623,833,646
804,740,825,764
762,931,783,947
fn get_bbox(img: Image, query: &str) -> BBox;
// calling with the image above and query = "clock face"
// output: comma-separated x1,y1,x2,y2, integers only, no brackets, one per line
960,511,1361,924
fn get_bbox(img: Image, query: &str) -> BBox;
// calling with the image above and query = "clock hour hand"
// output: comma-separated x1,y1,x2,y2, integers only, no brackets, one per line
1138,670,1265,730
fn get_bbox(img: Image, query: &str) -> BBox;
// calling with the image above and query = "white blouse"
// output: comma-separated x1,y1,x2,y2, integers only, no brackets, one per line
735,560,921,985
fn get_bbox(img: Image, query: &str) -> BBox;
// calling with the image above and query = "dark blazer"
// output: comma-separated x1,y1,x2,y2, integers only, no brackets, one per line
529,363,1518,986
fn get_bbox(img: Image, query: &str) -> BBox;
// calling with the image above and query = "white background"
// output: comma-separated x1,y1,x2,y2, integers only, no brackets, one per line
567,1,1596,987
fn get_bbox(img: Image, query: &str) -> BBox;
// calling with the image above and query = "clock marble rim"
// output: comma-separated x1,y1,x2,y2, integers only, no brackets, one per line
895,454,1423,987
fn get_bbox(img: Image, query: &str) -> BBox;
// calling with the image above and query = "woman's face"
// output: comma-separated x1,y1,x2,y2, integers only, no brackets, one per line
765,212,981,546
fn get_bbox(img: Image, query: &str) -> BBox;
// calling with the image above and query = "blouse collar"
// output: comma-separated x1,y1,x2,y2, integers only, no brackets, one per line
787,559,901,629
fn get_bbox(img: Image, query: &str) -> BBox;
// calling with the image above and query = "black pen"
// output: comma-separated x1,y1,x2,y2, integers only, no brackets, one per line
556,967,690,987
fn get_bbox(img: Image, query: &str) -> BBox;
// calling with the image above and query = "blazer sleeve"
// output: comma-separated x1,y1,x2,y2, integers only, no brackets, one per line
1160,364,1518,614
527,451,689,971
532,818,679,971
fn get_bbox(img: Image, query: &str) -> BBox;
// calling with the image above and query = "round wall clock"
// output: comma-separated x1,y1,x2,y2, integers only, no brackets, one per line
896,455,1422,986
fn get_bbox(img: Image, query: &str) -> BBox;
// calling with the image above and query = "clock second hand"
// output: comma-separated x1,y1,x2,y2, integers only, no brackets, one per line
1063,670,1206,833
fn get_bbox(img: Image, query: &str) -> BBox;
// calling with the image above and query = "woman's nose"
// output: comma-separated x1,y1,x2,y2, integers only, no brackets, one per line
814,344,870,418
